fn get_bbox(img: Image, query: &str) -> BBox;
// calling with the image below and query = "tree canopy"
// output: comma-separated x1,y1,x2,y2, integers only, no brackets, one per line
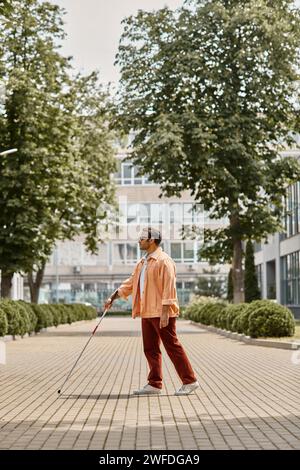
116,0,300,302
0,0,116,297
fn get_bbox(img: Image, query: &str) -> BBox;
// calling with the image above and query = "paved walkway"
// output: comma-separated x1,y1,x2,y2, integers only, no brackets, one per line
0,317,300,450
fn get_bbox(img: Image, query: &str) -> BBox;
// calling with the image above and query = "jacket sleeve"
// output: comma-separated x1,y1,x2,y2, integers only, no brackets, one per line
117,264,138,300
161,259,177,305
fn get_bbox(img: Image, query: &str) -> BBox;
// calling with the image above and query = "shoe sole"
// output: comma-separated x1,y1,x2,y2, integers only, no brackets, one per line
175,387,199,396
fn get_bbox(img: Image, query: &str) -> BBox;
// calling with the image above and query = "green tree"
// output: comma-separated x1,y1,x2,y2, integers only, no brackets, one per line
115,0,300,303
195,266,227,298
0,0,116,299
27,72,117,303
0,0,72,296
244,240,260,302
0,0,12,15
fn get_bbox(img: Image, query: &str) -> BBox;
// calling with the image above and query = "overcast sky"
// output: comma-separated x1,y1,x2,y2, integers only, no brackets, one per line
51,0,300,88
51,0,183,86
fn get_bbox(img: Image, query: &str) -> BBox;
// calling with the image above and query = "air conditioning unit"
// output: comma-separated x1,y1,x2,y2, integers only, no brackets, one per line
73,266,81,274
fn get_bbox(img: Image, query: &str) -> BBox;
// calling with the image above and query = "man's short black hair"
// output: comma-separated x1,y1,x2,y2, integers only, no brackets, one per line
143,227,162,246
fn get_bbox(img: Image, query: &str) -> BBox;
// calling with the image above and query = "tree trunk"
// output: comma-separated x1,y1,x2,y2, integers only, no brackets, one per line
230,213,245,304
1,270,14,299
27,263,45,304
232,238,245,304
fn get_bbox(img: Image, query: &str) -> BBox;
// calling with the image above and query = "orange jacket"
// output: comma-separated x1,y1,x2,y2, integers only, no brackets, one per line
117,246,180,318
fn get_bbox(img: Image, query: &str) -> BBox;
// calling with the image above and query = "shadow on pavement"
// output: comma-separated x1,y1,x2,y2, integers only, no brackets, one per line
42,331,142,337
58,393,175,399
42,330,204,338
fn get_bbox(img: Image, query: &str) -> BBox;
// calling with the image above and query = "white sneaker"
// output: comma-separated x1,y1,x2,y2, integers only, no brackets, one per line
133,384,162,395
175,381,199,396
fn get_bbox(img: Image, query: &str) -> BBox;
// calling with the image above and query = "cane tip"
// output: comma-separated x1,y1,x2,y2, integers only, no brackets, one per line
57,389,61,394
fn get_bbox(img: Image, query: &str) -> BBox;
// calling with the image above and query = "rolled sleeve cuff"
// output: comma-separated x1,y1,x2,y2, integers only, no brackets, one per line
162,298,177,305
117,287,128,300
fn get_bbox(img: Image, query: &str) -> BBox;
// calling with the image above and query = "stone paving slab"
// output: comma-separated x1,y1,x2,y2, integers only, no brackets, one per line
0,316,300,450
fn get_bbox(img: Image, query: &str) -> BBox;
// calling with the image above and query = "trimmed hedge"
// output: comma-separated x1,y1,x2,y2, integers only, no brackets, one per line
184,297,295,338
0,305,8,337
247,302,295,338
224,303,248,331
183,296,222,322
0,301,97,337
231,300,271,334
17,301,37,334
0,300,28,337
198,302,227,326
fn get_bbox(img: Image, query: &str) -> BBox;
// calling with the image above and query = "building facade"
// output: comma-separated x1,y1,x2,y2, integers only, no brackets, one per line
254,149,300,318
0,272,24,300
37,153,229,308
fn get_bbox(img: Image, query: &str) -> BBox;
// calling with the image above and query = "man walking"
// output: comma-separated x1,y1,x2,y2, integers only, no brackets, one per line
104,227,199,396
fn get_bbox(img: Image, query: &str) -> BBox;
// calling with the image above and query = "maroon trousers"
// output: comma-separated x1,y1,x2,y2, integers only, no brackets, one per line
141,317,197,389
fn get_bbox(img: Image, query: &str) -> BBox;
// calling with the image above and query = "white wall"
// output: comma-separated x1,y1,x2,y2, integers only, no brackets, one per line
0,272,24,300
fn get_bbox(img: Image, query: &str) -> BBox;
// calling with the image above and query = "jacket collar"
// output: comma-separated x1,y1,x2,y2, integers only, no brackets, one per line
147,246,162,260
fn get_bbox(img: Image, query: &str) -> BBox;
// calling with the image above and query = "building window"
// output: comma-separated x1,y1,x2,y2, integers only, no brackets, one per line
113,243,138,265
183,242,194,261
170,203,203,224
97,283,108,291
171,243,181,261
114,160,154,185
123,203,164,225
170,241,198,263
281,250,300,305
84,283,95,292
255,264,263,297
150,204,164,224
284,181,300,238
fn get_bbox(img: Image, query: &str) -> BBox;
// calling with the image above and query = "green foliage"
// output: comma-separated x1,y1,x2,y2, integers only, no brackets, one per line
0,300,25,337
0,0,12,16
184,297,295,338
184,296,227,326
48,304,62,327
106,310,132,316
31,304,54,332
116,0,300,301
184,296,220,321
0,300,97,336
16,301,37,334
214,305,230,329
195,267,227,298
232,299,271,333
244,241,261,302
30,302,97,333
225,303,248,331
0,305,8,336
0,0,116,298
199,303,227,326
247,303,295,338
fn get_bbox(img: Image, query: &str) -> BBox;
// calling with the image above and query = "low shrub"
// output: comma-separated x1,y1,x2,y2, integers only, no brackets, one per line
0,300,30,337
232,300,274,334
17,301,37,334
225,303,248,331
184,296,295,339
31,304,53,332
184,296,220,322
199,302,227,326
248,303,295,338
0,306,8,337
